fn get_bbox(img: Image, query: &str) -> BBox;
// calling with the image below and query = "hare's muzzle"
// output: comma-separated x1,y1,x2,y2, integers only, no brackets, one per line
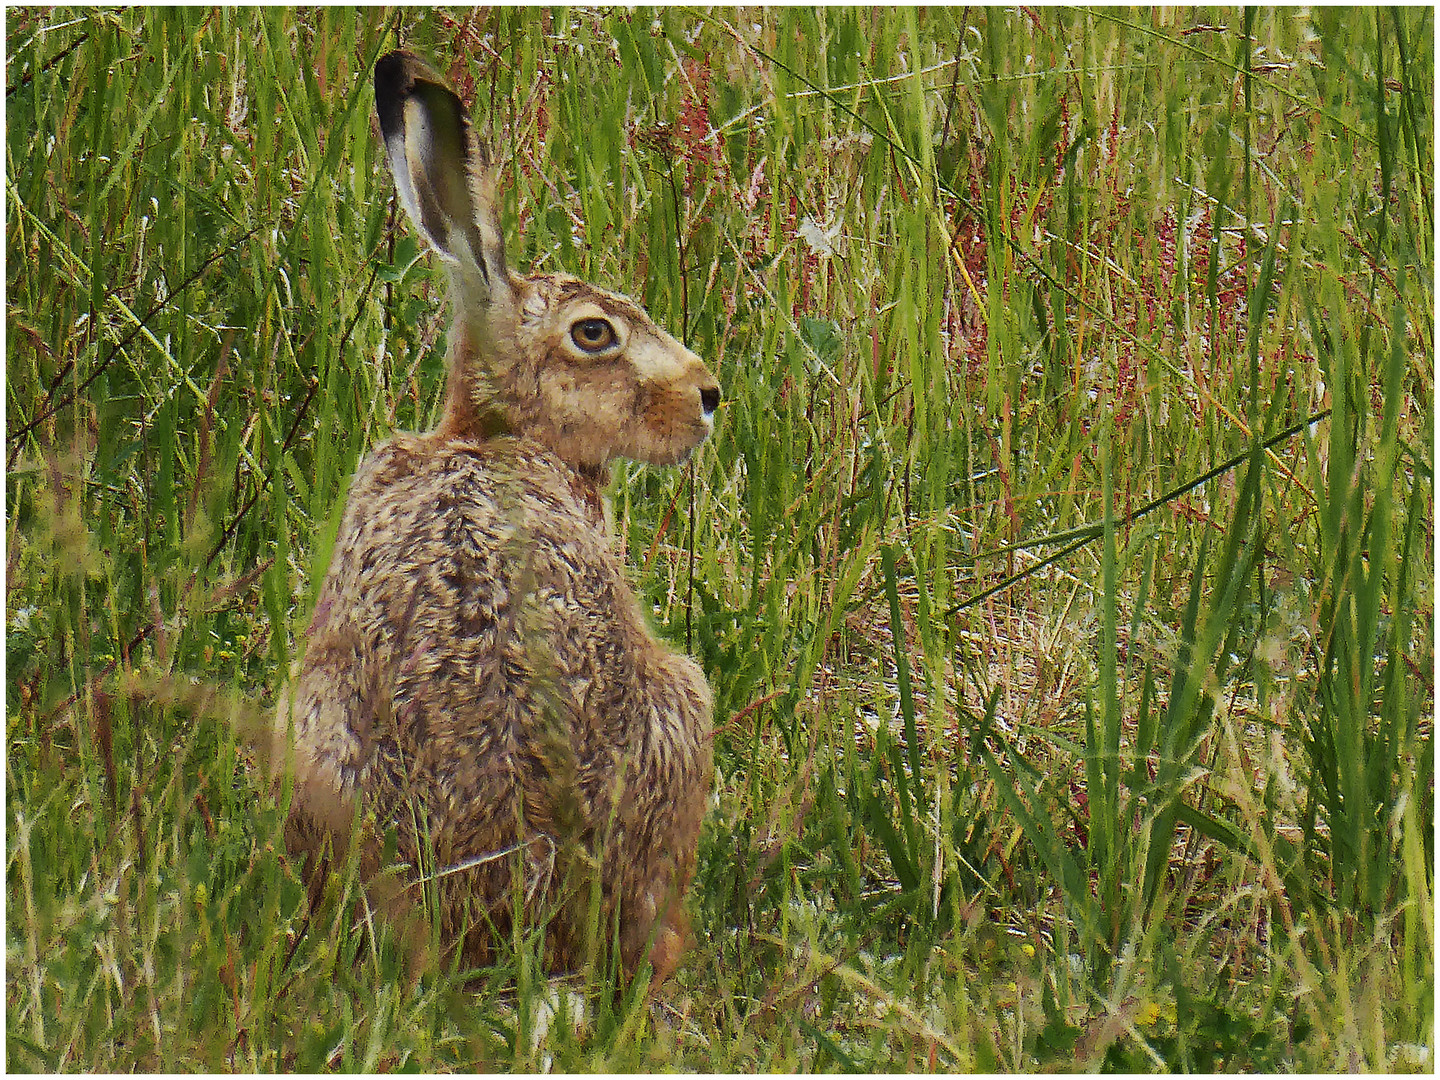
681,365,721,444
637,354,719,465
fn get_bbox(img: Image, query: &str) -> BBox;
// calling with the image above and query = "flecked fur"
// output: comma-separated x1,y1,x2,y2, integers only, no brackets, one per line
273,51,719,981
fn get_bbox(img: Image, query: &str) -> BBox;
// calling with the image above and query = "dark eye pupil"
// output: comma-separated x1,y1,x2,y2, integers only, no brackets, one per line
575,319,612,348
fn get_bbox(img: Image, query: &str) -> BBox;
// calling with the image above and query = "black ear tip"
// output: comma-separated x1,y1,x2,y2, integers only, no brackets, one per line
374,50,414,94
374,50,413,134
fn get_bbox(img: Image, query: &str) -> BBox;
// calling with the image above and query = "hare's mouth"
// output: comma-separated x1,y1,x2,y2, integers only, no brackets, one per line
641,394,716,454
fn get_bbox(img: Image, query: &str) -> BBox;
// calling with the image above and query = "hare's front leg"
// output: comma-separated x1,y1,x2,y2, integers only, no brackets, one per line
613,649,713,980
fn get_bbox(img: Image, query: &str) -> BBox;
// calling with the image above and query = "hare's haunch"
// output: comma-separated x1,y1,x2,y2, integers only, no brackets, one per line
274,50,719,981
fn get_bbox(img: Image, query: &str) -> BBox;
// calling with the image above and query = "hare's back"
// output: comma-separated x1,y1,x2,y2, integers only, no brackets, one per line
324,435,651,820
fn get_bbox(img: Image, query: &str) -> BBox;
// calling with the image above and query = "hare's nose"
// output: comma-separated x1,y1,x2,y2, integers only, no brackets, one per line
700,385,720,417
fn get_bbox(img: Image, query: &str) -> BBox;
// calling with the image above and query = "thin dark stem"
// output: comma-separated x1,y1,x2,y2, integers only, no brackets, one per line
653,100,697,651
6,32,89,97
947,409,1332,615
7,223,265,459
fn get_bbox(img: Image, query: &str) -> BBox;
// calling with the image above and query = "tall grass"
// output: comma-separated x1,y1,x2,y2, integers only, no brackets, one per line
7,7,1431,1070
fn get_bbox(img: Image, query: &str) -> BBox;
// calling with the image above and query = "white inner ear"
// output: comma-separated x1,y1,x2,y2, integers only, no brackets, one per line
385,128,425,241
382,77,512,312
392,101,459,267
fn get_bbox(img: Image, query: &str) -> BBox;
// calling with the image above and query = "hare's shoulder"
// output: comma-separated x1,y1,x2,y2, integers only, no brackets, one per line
351,430,599,515
331,433,618,581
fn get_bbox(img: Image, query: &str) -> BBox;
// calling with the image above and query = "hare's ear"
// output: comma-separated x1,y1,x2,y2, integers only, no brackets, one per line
374,51,508,292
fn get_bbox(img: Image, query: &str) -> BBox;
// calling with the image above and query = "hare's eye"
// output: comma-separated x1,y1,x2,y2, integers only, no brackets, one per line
571,317,616,353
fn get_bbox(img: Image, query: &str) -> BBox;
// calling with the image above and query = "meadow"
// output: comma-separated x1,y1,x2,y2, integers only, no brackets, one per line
6,7,1433,1070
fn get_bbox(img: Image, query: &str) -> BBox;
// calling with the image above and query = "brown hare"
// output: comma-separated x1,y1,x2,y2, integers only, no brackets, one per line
272,50,720,983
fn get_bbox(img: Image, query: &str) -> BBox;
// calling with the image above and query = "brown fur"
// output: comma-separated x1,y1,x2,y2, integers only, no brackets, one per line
272,51,719,981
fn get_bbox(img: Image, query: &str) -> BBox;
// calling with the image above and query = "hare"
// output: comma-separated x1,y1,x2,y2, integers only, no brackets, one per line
272,50,720,983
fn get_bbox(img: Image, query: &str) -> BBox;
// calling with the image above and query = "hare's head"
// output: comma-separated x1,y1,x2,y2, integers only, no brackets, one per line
374,51,720,470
